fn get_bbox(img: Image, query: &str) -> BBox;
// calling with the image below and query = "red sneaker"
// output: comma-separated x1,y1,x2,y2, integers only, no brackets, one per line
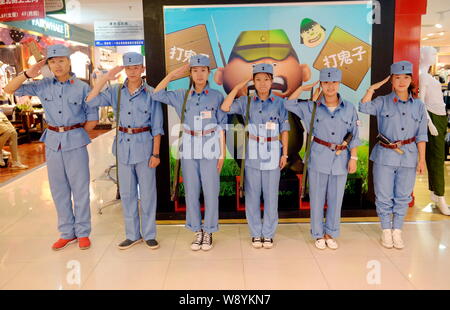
52,238,77,251
78,237,91,250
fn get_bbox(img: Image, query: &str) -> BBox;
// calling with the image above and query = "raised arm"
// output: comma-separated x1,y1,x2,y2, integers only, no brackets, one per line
220,78,251,112
288,80,319,100
361,76,390,103
4,59,46,94
86,66,124,102
154,64,190,93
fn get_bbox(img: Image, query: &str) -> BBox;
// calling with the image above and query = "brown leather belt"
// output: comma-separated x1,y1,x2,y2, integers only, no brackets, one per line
249,134,279,142
313,136,347,151
47,123,83,133
183,127,217,136
119,126,151,134
379,137,416,149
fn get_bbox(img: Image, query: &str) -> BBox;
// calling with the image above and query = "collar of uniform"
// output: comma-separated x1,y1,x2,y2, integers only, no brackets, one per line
123,78,145,96
190,83,210,96
253,91,275,103
317,93,344,108
52,72,76,85
392,92,413,104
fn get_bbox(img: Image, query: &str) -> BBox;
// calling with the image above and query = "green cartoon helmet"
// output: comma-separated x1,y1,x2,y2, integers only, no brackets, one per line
230,29,298,62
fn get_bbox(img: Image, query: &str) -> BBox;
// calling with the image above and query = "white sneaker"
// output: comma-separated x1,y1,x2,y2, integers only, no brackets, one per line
262,238,274,249
201,231,213,251
11,161,28,169
315,238,326,250
392,229,405,249
190,231,203,251
381,229,394,249
251,237,263,249
436,196,450,216
325,238,338,250
0,157,5,167
2,150,10,156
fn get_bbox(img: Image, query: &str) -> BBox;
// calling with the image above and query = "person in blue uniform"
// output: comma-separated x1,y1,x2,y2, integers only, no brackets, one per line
4,44,99,251
153,55,226,251
285,68,360,250
359,61,428,249
86,52,164,250
221,63,289,249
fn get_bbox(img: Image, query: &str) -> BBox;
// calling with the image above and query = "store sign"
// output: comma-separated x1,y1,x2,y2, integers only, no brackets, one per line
31,17,70,39
45,0,66,14
94,21,144,46
0,0,46,22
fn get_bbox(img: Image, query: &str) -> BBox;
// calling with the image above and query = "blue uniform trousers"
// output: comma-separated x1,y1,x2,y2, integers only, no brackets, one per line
118,160,157,241
373,163,416,230
245,166,280,238
308,169,347,239
46,146,91,239
181,158,220,233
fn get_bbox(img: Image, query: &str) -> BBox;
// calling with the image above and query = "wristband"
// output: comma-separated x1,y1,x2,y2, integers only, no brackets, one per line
23,71,31,79
350,156,358,161
152,154,160,159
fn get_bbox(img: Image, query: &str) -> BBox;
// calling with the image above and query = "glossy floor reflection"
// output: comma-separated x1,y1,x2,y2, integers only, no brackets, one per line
0,130,449,290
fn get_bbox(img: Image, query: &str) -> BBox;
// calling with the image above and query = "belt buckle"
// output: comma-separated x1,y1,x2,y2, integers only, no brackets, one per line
127,128,133,134
394,141,401,148
58,127,65,133
195,130,202,136
330,143,337,151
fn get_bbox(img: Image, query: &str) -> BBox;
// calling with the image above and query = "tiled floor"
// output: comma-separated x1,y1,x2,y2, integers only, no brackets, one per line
1,130,449,290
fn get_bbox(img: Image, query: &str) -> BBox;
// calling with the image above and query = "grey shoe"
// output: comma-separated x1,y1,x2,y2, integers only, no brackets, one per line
201,232,213,251
145,239,160,250
191,231,203,251
117,238,142,250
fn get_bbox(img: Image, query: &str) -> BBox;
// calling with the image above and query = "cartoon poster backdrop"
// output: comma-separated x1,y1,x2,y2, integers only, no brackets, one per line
163,2,373,196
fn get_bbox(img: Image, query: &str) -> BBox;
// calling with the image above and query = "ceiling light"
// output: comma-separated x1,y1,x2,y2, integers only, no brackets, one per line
435,23,443,29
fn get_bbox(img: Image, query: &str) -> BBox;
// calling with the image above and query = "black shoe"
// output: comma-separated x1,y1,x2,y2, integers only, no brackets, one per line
117,239,142,250
145,239,160,250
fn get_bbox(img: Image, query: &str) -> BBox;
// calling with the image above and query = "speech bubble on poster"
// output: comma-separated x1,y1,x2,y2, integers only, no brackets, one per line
313,26,371,90
164,24,217,79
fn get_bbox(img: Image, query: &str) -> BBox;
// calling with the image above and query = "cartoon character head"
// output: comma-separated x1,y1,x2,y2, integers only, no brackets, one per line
300,18,326,48
214,29,311,97
214,30,311,173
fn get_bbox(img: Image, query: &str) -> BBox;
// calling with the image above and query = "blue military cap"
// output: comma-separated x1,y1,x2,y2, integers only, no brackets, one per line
47,44,71,58
390,61,413,75
189,55,210,67
319,67,342,82
123,52,144,66
252,63,273,75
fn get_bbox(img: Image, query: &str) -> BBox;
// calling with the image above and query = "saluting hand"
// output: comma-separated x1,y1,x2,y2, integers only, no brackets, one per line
106,66,124,81
301,80,319,93
368,76,390,92
170,64,190,80
25,59,46,78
